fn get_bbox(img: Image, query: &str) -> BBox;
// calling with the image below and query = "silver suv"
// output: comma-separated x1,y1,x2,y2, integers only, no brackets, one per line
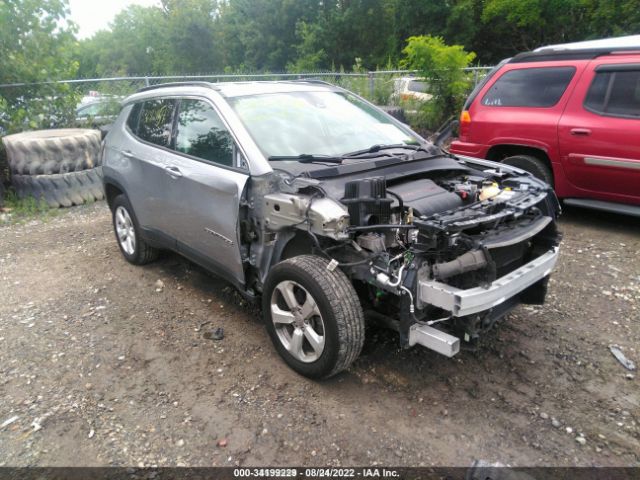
102,81,562,379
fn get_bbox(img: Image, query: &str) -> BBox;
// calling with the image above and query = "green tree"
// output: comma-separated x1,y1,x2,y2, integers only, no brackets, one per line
218,0,322,71
401,35,476,129
161,0,223,73
32,0,640,88
584,0,640,38
0,0,80,132
286,21,328,72
393,0,452,57
481,0,590,52
79,5,169,76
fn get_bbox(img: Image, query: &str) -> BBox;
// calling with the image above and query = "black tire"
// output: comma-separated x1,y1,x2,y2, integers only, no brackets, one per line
379,105,407,123
262,255,365,379
111,194,159,265
2,129,101,175
10,167,105,208
502,155,554,187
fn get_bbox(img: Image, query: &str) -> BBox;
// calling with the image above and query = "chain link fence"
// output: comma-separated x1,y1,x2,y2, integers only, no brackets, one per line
0,67,493,106
0,67,493,190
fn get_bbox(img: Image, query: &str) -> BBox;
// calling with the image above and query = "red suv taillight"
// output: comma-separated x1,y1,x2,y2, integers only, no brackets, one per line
459,110,471,140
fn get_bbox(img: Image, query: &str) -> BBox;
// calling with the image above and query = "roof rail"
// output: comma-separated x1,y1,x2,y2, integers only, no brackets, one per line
511,45,640,64
137,81,219,93
535,35,640,52
288,78,339,86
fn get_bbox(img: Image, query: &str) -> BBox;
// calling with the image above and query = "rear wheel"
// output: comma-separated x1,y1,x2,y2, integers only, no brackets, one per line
263,255,365,379
112,194,159,265
502,155,554,187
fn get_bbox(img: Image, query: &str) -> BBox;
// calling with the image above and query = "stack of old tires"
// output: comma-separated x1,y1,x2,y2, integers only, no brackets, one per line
1,129,105,207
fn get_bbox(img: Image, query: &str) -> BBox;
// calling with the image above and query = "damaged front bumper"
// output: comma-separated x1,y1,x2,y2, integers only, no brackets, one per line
417,246,560,317
404,246,559,357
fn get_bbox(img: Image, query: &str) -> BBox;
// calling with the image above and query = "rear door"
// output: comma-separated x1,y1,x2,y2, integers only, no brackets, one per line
558,58,640,204
124,98,178,237
167,98,249,286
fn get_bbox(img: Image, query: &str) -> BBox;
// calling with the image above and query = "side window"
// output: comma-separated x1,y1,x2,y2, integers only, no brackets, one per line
137,99,176,147
584,70,640,118
175,99,234,167
77,103,101,118
482,67,576,107
126,103,142,133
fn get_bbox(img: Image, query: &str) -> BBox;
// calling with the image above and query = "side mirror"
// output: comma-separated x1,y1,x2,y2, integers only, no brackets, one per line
98,124,112,140
432,119,459,147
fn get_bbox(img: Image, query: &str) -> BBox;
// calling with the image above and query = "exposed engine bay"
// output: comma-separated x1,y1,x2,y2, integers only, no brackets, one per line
244,154,561,356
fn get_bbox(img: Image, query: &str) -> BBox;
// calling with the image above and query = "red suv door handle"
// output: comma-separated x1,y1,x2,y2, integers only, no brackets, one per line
570,128,591,136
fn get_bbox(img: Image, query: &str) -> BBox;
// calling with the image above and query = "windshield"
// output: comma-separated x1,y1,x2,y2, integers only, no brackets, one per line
228,91,418,158
408,80,428,93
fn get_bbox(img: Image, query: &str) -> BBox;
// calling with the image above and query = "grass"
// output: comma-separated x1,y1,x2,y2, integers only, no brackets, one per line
1,189,59,224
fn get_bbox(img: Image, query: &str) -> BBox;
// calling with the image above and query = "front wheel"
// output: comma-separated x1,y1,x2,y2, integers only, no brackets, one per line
262,255,365,379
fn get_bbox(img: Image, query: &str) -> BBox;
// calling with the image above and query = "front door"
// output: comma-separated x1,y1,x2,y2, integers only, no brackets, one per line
558,59,640,204
167,98,249,286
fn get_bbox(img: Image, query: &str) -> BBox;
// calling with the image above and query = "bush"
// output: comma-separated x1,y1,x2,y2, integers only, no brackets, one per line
400,35,476,130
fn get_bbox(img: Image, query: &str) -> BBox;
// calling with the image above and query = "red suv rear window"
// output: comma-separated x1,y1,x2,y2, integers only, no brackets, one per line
482,66,576,107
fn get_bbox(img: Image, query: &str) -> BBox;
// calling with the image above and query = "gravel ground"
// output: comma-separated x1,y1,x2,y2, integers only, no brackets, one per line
0,202,638,467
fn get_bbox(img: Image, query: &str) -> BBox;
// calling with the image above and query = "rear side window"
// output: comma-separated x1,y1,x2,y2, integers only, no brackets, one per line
126,103,142,133
174,99,234,166
137,99,176,147
482,67,576,107
584,69,640,118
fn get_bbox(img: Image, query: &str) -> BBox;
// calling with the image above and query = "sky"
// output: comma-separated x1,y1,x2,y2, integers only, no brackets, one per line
68,0,160,39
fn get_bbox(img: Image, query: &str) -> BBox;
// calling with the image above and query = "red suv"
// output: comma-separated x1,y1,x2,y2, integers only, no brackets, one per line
450,38,640,216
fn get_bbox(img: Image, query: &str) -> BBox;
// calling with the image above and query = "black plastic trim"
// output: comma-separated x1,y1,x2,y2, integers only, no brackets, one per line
139,226,177,250
176,240,246,290
595,63,640,72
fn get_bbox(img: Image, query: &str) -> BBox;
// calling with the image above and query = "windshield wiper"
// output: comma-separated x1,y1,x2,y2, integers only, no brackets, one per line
268,154,344,164
342,143,437,158
267,144,431,165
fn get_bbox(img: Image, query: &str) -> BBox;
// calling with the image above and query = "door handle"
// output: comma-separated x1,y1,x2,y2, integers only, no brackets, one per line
164,165,183,178
570,128,591,136
122,150,135,158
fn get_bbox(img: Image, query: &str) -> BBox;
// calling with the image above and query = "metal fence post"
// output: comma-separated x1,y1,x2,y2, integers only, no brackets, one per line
144,76,150,87
368,71,375,100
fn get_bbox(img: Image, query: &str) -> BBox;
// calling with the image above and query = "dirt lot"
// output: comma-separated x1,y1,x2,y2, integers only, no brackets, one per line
0,202,638,467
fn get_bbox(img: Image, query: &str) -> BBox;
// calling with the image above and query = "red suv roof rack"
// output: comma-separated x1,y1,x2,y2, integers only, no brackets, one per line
510,46,640,63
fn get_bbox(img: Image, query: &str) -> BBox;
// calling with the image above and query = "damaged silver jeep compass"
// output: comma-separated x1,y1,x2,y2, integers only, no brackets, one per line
102,80,562,379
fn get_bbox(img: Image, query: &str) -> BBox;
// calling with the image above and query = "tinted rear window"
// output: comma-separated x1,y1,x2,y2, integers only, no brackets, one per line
137,99,176,147
482,67,576,107
584,70,640,118
126,103,142,133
